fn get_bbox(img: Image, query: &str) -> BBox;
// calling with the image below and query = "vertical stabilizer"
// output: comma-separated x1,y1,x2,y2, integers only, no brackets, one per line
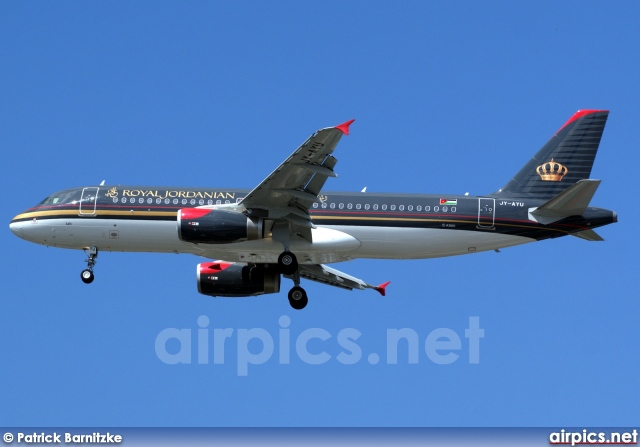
493,110,609,199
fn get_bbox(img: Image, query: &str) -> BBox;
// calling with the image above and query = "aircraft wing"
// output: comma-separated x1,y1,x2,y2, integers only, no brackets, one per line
291,264,390,296
240,120,354,236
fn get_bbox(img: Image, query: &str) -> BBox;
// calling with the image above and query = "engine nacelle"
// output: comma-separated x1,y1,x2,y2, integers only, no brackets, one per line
197,262,281,297
178,208,263,244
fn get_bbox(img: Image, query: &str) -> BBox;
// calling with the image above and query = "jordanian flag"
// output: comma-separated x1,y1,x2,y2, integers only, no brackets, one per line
440,199,457,205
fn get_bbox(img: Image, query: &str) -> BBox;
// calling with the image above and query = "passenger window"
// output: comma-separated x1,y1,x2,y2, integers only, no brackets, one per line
408,205,413,211
364,204,370,210
373,204,378,210
399,205,404,211
347,203,352,209
330,203,335,209
416,205,422,211
390,205,396,211
382,204,387,210
339,203,344,209
313,203,319,208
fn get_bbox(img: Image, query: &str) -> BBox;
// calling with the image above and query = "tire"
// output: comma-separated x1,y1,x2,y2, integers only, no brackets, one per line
278,252,298,275
81,269,94,284
288,286,308,310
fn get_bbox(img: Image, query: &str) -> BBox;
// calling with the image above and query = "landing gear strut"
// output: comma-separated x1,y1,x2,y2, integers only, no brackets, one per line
286,266,308,310
277,250,308,309
81,246,98,284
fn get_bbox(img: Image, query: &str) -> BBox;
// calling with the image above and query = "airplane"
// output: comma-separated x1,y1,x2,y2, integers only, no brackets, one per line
9,110,617,309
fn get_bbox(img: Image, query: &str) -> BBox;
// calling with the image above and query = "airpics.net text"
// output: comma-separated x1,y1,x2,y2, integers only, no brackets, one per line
155,316,484,376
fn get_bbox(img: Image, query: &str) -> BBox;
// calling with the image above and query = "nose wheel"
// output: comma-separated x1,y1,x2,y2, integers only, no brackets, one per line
81,269,94,284
81,246,98,284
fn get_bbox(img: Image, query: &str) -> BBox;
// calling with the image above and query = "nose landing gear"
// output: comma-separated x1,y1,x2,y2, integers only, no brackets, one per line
80,246,98,284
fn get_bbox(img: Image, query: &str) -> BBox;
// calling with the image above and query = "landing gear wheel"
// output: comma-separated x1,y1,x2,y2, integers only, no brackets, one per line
80,269,94,284
278,251,298,275
288,286,308,310
81,246,98,284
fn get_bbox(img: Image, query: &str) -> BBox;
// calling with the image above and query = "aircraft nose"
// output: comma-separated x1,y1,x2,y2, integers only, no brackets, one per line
9,219,24,239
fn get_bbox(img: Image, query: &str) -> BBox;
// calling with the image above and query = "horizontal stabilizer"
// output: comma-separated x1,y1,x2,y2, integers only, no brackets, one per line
528,179,601,224
572,229,604,242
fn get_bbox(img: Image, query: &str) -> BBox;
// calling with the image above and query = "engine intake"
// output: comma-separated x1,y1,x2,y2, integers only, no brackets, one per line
197,262,281,297
178,208,263,244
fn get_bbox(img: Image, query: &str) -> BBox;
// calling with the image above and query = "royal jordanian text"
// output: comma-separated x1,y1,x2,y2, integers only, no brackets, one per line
9,432,122,444
121,189,235,200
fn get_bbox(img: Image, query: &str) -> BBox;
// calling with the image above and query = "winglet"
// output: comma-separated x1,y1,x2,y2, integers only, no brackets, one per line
374,281,391,297
335,119,355,135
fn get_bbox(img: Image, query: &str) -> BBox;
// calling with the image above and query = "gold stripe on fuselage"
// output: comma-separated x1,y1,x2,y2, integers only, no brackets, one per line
11,210,571,236
12,209,178,221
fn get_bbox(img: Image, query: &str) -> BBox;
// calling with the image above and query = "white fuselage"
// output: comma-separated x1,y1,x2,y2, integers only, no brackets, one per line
10,217,534,265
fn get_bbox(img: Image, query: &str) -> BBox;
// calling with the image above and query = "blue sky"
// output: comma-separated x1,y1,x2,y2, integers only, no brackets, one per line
1,1,638,427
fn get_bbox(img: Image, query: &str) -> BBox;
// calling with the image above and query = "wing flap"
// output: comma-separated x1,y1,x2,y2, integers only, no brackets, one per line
295,264,389,296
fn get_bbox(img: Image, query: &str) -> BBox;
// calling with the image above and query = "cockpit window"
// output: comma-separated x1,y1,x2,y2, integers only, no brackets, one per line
39,196,55,205
38,191,80,206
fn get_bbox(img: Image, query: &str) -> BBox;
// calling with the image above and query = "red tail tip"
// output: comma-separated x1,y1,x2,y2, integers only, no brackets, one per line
558,109,608,132
335,119,355,135
374,281,391,297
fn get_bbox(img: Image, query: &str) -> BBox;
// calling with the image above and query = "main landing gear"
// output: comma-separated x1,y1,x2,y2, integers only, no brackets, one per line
80,246,98,284
278,251,308,310
277,251,298,275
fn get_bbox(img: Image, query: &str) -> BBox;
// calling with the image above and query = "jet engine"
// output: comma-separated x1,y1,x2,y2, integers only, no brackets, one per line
178,208,263,244
197,262,281,297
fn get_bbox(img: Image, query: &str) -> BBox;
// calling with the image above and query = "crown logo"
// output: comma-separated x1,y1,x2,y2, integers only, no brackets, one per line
536,158,568,182
105,187,118,198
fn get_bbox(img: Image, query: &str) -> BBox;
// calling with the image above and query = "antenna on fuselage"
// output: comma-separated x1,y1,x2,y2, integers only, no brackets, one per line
99,180,105,186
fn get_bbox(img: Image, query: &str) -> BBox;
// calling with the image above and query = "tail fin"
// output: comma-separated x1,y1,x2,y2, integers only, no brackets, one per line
493,110,609,199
